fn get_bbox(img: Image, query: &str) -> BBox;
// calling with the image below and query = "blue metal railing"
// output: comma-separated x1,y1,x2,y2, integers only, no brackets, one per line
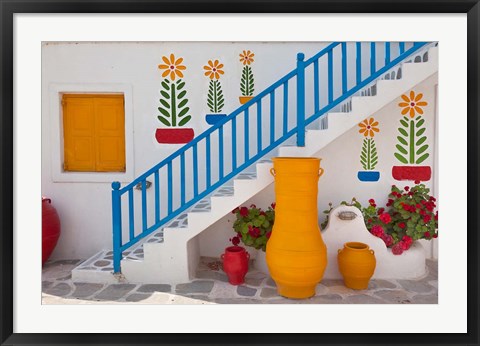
111,41,430,272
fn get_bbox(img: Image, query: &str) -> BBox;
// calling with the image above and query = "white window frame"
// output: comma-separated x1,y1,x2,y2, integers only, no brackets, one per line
49,83,135,182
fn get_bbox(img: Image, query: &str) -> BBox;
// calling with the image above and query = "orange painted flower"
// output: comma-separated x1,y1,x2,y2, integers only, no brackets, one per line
358,117,380,137
398,91,428,118
239,50,254,65
158,54,186,81
203,59,224,80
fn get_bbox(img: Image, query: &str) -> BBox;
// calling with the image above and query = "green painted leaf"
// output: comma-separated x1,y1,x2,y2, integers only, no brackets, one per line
394,152,408,164
416,153,429,164
178,107,190,118
157,116,171,126
161,81,170,90
178,99,188,109
398,128,408,137
416,144,429,155
178,115,191,126
416,136,427,146
177,81,185,90
160,99,170,109
416,128,426,137
416,115,422,121
416,119,425,128
370,159,378,169
177,90,187,99
400,119,409,127
396,144,408,155
397,136,408,146
158,107,171,118
160,90,170,99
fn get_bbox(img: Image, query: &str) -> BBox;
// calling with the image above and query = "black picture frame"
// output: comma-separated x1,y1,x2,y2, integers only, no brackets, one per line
1,1,479,345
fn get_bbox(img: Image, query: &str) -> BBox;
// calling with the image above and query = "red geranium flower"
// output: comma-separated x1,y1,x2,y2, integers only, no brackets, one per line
368,199,376,205
379,213,392,224
266,231,272,239
414,180,421,184
382,234,393,247
231,236,240,246
248,227,261,238
392,243,404,255
423,215,432,223
404,186,410,191
377,208,385,215
371,225,384,237
424,232,431,238
239,207,249,217
271,202,276,209
386,199,394,207
398,222,406,229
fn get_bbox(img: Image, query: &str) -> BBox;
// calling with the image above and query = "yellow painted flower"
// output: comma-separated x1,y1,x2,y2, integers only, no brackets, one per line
398,90,428,118
239,50,254,65
203,59,224,80
158,54,186,81
358,117,380,137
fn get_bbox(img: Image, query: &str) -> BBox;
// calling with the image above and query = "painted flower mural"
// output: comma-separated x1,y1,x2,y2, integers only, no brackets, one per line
203,59,227,125
358,117,380,182
392,90,431,181
239,50,255,104
155,54,194,144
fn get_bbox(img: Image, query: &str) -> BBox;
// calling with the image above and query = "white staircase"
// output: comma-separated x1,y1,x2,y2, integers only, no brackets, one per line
72,46,438,285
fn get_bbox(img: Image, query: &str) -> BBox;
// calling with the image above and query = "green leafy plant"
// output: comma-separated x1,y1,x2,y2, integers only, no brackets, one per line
230,203,275,251
360,138,378,170
157,79,192,127
395,90,429,164
395,115,429,164
240,65,254,97
207,80,225,113
321,183,438,255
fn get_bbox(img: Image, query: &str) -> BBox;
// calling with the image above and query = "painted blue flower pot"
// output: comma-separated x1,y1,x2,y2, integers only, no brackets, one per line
357,171,380,182
205,114,227,125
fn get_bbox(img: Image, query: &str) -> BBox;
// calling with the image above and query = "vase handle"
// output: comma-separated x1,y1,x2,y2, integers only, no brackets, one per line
370,249,375,255
338,249,342,254
246,252,250,260
318,167,325,177
270,168,276,177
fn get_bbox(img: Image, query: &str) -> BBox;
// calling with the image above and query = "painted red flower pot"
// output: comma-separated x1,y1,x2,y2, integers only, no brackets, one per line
42,197,61,265
392,166,431,181
155,128,194,144
221,246,250,285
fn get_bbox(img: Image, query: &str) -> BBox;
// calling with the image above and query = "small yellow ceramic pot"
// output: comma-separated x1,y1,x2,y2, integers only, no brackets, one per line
337,242,376,290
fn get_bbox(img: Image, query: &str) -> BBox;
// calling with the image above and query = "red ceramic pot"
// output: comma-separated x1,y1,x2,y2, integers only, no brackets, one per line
392,166,431,181
155,128,194,144
42,197,61,265
221,246,249,285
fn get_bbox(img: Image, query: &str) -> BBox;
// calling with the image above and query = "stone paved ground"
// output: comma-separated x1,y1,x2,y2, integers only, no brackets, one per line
42,257,437,304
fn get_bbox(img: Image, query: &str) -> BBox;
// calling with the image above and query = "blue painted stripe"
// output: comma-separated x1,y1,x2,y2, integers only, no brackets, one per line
296,52,305,147
219,125,224,179
142,179,147,231
128,189,134,240
180,153,185,205
154,170,160,222
206,134,211,188
385,42,391,64
111,184,122,273
257,100,262,153
167,162,173,214
313,59,319,112
193,144,198,198
356,42,362,85
270,91,275,144
399,42,405,54
371,42,376,74
231,117,237,170
341,42,347,94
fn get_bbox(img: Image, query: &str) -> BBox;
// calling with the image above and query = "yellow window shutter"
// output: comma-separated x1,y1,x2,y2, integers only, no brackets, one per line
94,96,126,172
63,96,96,171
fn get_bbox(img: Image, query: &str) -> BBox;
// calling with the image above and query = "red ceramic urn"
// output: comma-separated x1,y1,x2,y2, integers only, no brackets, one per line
221,246,249,285
42,197,61,265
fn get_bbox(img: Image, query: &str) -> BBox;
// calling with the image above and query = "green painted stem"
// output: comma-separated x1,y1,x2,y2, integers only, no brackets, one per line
367,138,371,170
213,81,218,113
171,83,177,127
409,119,415,164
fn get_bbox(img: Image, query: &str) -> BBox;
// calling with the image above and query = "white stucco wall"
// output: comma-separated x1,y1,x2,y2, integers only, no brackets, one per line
41,41,435,261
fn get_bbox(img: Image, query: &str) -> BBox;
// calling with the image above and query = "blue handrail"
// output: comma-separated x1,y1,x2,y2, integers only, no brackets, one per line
111,41,430,273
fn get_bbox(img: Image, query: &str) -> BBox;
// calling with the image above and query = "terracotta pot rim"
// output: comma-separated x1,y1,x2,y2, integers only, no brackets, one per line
344,242,369,251
273,157,320,161
225,245,245,253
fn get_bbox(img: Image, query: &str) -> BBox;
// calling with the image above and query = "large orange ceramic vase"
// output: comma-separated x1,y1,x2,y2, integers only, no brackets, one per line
266,157,328,299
